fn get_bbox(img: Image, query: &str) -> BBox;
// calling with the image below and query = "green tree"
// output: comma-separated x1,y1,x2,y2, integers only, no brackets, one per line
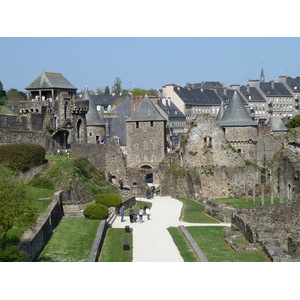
0,81,6,98
132,88,147,97
286,115,300,128
6,88,26,109
104,86,110,94
112,77,122,94
0,165,36,248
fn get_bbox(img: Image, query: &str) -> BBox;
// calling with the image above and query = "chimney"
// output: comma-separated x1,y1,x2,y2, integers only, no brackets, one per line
279,75,286,83
248,79,260,88
246,85,250,93
230,84,240,91
270,80,275,89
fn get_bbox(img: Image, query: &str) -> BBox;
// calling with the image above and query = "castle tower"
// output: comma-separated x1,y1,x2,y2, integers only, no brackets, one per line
82,86,106,144
219,91,258,163
23,71,88,148
126,96,167,169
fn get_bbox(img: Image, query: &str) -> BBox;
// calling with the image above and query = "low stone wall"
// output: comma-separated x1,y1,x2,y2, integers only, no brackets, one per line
19,191,64,261
116,196,136,214
195,195,235,222
88,213,117,262
231,201,300,261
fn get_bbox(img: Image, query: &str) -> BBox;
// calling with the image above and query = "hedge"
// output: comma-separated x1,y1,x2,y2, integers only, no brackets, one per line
95,193,122,208
83,203,108,220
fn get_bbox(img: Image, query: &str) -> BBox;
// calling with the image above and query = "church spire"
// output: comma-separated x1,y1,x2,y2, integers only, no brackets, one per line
260,67,265,82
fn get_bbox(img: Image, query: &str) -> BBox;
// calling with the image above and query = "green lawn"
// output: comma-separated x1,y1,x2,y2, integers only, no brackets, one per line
38,218,100,262
177,198,219,223
216,197,282,210
99,228,133,262
186,226,270,262
167,227,199,262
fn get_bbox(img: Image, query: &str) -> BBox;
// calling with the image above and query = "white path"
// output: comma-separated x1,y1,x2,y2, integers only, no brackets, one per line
111,196,230,262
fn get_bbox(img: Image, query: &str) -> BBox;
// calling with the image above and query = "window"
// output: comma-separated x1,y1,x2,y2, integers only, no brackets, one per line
150,121,153,127
136,121,139,128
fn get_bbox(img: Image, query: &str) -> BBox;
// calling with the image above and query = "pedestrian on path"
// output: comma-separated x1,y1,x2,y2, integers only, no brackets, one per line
145,207,151,220
138,207,144,223
120,205,125,222
146,187,151,199
129,206,134,223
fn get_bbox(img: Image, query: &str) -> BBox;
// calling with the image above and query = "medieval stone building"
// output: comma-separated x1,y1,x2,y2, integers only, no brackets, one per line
81,86,106,144
219,91,258,163
126,96,167,182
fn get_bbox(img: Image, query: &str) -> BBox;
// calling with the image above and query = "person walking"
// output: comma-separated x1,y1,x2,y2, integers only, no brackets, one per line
146,187,151,199
145,207,151,220
120,205,125,222
129,206,134,223
138,207,144,223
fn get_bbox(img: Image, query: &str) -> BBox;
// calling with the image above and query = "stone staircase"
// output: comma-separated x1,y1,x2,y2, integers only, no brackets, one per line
62,203,85,218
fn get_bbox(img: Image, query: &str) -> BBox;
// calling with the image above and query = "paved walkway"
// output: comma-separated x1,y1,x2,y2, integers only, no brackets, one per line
111,196,230,262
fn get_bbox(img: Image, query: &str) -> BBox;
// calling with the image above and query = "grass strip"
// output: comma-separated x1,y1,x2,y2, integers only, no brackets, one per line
186,226,270,262
168,227,199,262
216,197,283,209
99,228,133,262
177,197,219,223
38,218,100,262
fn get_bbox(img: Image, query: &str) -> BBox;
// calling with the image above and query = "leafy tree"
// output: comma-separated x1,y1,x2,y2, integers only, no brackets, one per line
6,88,26,109
286,115,300,128
112,77,122,94
104,86,110,94
0,165,36,248
96,87,103,95
132,88,147,97
0,81,6,98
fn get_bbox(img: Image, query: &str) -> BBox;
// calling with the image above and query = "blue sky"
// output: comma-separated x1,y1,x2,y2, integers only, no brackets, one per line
1,37,300,93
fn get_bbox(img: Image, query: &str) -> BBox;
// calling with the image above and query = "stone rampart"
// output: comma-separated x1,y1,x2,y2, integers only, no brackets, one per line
19,191,64,261
231,201,300,261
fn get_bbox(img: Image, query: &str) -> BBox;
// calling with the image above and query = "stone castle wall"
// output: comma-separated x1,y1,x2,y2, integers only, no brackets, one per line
126,120,166,168
0,129,58,153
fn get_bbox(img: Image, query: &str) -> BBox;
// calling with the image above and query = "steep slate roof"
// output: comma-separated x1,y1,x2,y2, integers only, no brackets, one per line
126,96,166,122
217,101,225,121
239,86,265,102
185,81,223,89
26,72,77,90
174,87,222,106
270,116,288,132
92,93,131,106
82,86,105,126
286,77,300,92
156,99,186,119
259,82,292,97
108,98,133,146
219,91,257,127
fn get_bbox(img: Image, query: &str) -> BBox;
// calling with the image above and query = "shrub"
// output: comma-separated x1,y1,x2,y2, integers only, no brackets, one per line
83,203,108,220
27,177,55,190
95,193,122,207
0,144,46,172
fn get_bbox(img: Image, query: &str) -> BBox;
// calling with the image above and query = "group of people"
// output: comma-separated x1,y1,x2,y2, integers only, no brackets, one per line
120,205,151,223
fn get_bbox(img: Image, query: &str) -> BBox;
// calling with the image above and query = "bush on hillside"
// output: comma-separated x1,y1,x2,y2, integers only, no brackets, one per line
83,203,108,220
95,193,122,207
27,176,55,190
0,144,46,172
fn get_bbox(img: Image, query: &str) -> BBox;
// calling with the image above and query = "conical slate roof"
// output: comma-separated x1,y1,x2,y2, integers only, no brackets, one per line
217,100,225,121
219,91,257,127
126,96,166,122
83,86,105,126
270,116,288,132
26,72,77,90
